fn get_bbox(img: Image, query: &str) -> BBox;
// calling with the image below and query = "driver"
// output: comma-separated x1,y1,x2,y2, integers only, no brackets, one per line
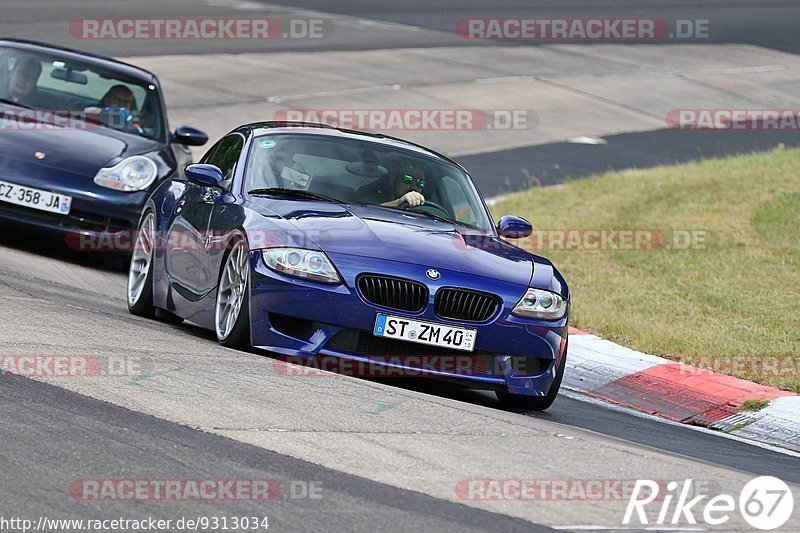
84,85,139,130
379,164,426,208
98,84,135,111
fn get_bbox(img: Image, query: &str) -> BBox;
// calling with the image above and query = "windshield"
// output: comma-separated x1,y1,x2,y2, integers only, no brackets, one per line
245,133,493,232
0,46,164,140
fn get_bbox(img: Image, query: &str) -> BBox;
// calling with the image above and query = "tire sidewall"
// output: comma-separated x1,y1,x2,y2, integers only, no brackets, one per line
216,238,251,348
127,212,156,317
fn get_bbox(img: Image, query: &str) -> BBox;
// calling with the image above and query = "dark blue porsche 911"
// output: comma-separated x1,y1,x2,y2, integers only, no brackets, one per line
127,122,570,410
0,39,208,240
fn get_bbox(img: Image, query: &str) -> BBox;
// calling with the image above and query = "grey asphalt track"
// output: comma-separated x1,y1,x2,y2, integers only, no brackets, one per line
0,233,798,530
0,373,549,532
1,230,799,487
4,0,798,188
266,0,800,53
1,1,799,530
4,0,798,56
458,128,800,197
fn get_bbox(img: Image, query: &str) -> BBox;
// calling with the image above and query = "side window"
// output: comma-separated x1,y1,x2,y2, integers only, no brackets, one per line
199,140,222,164
204,134,244,180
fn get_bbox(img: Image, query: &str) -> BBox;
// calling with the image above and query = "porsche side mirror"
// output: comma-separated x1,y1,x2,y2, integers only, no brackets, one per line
497,215,532,238
173,125,209,146
186,164,224,187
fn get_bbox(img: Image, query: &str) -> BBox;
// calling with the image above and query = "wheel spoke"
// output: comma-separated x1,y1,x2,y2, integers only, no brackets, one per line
142,222,153,252
216,241,249,341
238,246,248,272
128,213,155,307
226,303,237,333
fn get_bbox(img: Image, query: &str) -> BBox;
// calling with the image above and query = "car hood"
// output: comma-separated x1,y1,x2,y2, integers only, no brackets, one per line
254,200,534,286
0,110,159,182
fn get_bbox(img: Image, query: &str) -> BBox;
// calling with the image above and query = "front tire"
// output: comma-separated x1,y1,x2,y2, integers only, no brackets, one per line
127,212,156,318
496,342,568,411
215,239,251,348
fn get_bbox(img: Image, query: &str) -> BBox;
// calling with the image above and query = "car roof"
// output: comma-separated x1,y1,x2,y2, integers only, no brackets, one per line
238,122,467,171
0,39,158,84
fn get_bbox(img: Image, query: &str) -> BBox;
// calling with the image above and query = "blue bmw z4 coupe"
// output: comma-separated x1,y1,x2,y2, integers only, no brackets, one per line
127,122,570,410
0,40,207,243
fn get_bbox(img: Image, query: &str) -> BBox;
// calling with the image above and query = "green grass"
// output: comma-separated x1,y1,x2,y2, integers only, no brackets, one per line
491,147,800,392
740,399,771,411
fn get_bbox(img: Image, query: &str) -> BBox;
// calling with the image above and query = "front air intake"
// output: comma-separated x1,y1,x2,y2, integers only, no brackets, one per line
357,275,428,313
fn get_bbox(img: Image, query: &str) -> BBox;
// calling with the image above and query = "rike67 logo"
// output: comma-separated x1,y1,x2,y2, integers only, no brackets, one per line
624,477,794,530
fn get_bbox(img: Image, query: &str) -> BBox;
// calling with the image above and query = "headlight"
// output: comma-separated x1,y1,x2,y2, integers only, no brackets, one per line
512,288,568,320
262,248,341,284
93,156,158,192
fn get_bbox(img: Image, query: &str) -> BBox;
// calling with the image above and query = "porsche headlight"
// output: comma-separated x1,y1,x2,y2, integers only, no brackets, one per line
262,248,341,284
512,288,567,320
94,156,158,192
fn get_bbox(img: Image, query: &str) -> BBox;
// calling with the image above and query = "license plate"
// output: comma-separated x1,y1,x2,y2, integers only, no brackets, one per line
373,314,477,352
0,180,72,215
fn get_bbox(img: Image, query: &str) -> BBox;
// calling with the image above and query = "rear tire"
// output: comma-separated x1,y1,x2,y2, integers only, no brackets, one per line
127,212,156,318
496,341,568,411
215,239,251,349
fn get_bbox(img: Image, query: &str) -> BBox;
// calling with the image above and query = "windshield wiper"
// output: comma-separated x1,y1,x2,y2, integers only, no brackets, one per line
247,187,344,203
378,204,474,229
414,210,476,229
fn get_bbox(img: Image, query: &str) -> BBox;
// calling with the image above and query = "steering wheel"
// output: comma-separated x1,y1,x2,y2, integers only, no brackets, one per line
101,107,146,135
123,111,146,136
398,199,451,218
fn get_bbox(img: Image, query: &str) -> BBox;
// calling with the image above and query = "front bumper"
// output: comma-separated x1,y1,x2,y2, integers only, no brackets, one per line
0,187,148,252
249,252,568,396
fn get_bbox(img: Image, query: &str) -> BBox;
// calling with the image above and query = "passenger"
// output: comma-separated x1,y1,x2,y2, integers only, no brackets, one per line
7,57,43,106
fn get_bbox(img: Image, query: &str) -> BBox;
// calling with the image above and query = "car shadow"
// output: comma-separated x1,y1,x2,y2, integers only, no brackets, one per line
0,228,129,273
252,347,559,418
368,375,560,418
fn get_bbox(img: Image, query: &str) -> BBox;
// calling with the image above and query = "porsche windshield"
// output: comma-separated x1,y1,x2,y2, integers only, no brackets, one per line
245,134,493,231
0,46,164,140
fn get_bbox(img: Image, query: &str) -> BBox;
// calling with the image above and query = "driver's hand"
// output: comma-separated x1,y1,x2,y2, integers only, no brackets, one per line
400,191,425,207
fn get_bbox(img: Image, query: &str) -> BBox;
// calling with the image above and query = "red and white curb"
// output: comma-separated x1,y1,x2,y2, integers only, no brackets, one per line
564,327,800,452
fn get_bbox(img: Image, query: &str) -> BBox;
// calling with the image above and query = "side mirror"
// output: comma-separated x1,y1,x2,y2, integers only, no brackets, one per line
173,125,209,146
186,164,224,187
497,215,532,239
